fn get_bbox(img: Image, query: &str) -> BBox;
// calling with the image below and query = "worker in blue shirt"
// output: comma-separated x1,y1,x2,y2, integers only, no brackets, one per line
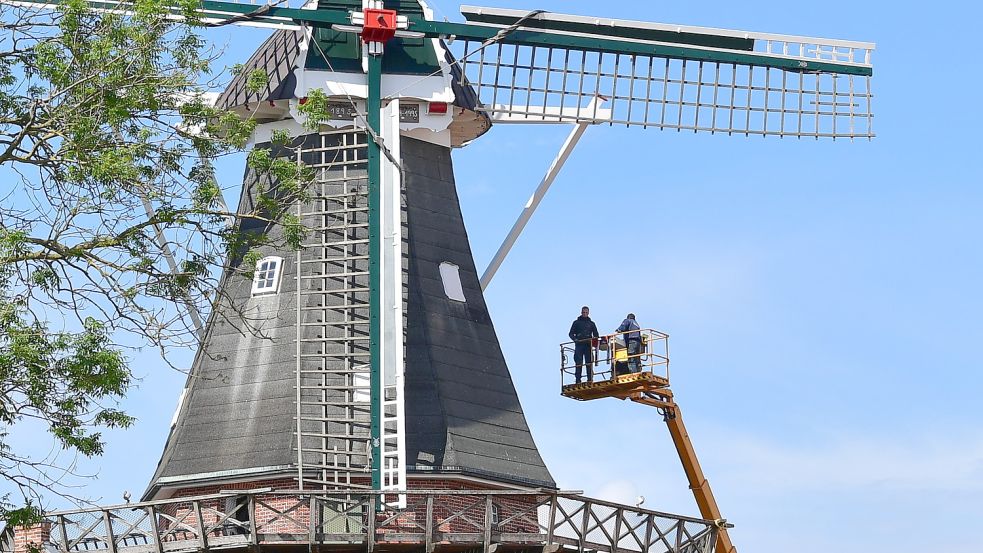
617,313,642,372
568,306,599,383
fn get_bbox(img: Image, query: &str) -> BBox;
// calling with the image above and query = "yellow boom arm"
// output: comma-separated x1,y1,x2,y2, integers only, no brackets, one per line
634,392,737,553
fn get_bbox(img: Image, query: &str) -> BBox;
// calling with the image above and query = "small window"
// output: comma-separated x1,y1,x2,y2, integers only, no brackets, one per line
438,262,466,302
251,256,284,297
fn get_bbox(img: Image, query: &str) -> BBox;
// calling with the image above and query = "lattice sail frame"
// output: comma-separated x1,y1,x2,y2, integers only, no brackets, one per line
451,6,875,138
3,0,876,139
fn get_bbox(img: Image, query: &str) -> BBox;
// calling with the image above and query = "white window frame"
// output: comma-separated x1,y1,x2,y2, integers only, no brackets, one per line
438,262,467,303
251,255,284,297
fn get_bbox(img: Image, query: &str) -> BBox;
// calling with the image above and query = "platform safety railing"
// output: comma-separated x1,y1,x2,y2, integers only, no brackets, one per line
560,329,669,387
14,489,715,553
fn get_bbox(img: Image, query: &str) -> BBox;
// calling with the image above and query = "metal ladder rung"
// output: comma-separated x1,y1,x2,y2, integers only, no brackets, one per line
299,258,369,265
299,303,368,310
316,207,370,216
299,446,370,456
300,300,370,307
299,256,370,264
299,336,369,343
300,272,370,280
296,398,370,405
295,416,367,424
309,223,369,231
300,238,369,247
298,353,370,358
298,370,367,375
300,322,369,328
313,192,367,200
297,384,367,391
301,476,372,486
301,399,371,406
300,432,371,440
299,287,371,294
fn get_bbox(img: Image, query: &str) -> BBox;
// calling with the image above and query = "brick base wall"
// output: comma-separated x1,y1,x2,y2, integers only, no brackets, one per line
11,522,51,553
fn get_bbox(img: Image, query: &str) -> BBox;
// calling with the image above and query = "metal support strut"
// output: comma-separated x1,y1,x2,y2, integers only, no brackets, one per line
480,96,605,290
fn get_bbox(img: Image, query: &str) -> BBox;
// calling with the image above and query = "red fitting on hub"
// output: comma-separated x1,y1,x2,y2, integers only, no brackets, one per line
361,8,398,44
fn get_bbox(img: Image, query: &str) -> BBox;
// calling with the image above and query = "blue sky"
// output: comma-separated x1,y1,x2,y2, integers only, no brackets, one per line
6,1,981,552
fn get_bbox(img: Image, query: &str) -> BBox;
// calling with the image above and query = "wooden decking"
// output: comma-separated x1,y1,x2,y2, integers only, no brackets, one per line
561,372,670,401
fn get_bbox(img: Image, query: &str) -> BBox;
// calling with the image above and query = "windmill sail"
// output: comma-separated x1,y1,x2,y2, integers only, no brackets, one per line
4,0,308,29
449,6,875,137
5,0,875,137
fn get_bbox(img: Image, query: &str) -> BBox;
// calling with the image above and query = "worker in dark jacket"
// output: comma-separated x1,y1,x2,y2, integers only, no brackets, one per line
568,306,599,383
617,313,642,372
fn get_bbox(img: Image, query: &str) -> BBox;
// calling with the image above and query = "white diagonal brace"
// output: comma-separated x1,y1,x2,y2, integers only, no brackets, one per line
139,198,205,335
480,96,605,290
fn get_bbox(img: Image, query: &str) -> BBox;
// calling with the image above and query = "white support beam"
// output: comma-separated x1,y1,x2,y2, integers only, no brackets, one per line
480,97,604,290
379,98,407,508
487,104,613,124
139,198,205,336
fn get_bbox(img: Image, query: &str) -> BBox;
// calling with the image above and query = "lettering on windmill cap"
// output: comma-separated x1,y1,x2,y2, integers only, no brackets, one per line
323,103,420,123
399,103,420,123
326,103,359,120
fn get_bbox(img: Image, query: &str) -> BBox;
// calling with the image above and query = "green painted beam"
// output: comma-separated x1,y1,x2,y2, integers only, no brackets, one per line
462,11,755,52
366,54,383,494
405,17,874,77
19,0,872,77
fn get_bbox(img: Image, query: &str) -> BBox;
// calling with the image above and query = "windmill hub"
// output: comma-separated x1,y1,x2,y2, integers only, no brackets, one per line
360,8,397,44
347,3,413,55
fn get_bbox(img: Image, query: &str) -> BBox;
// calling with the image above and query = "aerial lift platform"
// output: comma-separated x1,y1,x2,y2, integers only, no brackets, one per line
560,330,737,553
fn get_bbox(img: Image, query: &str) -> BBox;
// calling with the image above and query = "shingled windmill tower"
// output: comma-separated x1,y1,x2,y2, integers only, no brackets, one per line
146,1,555,503
2,1,874,552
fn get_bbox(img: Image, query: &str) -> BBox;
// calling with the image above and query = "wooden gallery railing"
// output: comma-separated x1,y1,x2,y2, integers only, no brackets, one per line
3,490,717,553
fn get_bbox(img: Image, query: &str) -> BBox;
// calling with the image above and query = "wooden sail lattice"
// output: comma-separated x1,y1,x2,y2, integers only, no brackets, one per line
448,6,874,138
455,41,873,138
3,0,875,139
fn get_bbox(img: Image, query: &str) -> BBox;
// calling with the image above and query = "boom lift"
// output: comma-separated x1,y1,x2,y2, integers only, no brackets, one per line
560,330,737,553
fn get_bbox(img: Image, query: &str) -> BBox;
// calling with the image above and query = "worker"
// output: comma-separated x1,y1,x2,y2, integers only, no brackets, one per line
568,306,599,383
617,313,642,372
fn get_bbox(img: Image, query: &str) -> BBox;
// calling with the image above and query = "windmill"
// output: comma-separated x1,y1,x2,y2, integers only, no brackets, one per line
1,1,875,553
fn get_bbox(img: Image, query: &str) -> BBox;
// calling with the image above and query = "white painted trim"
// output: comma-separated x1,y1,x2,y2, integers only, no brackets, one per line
407,472,555,492
248,119,452,149
169,387,188,428
380,99,407,508
287,73,457,135
403,128,452,148
488,104,613,124
246,119,310,148
153,465,296,488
